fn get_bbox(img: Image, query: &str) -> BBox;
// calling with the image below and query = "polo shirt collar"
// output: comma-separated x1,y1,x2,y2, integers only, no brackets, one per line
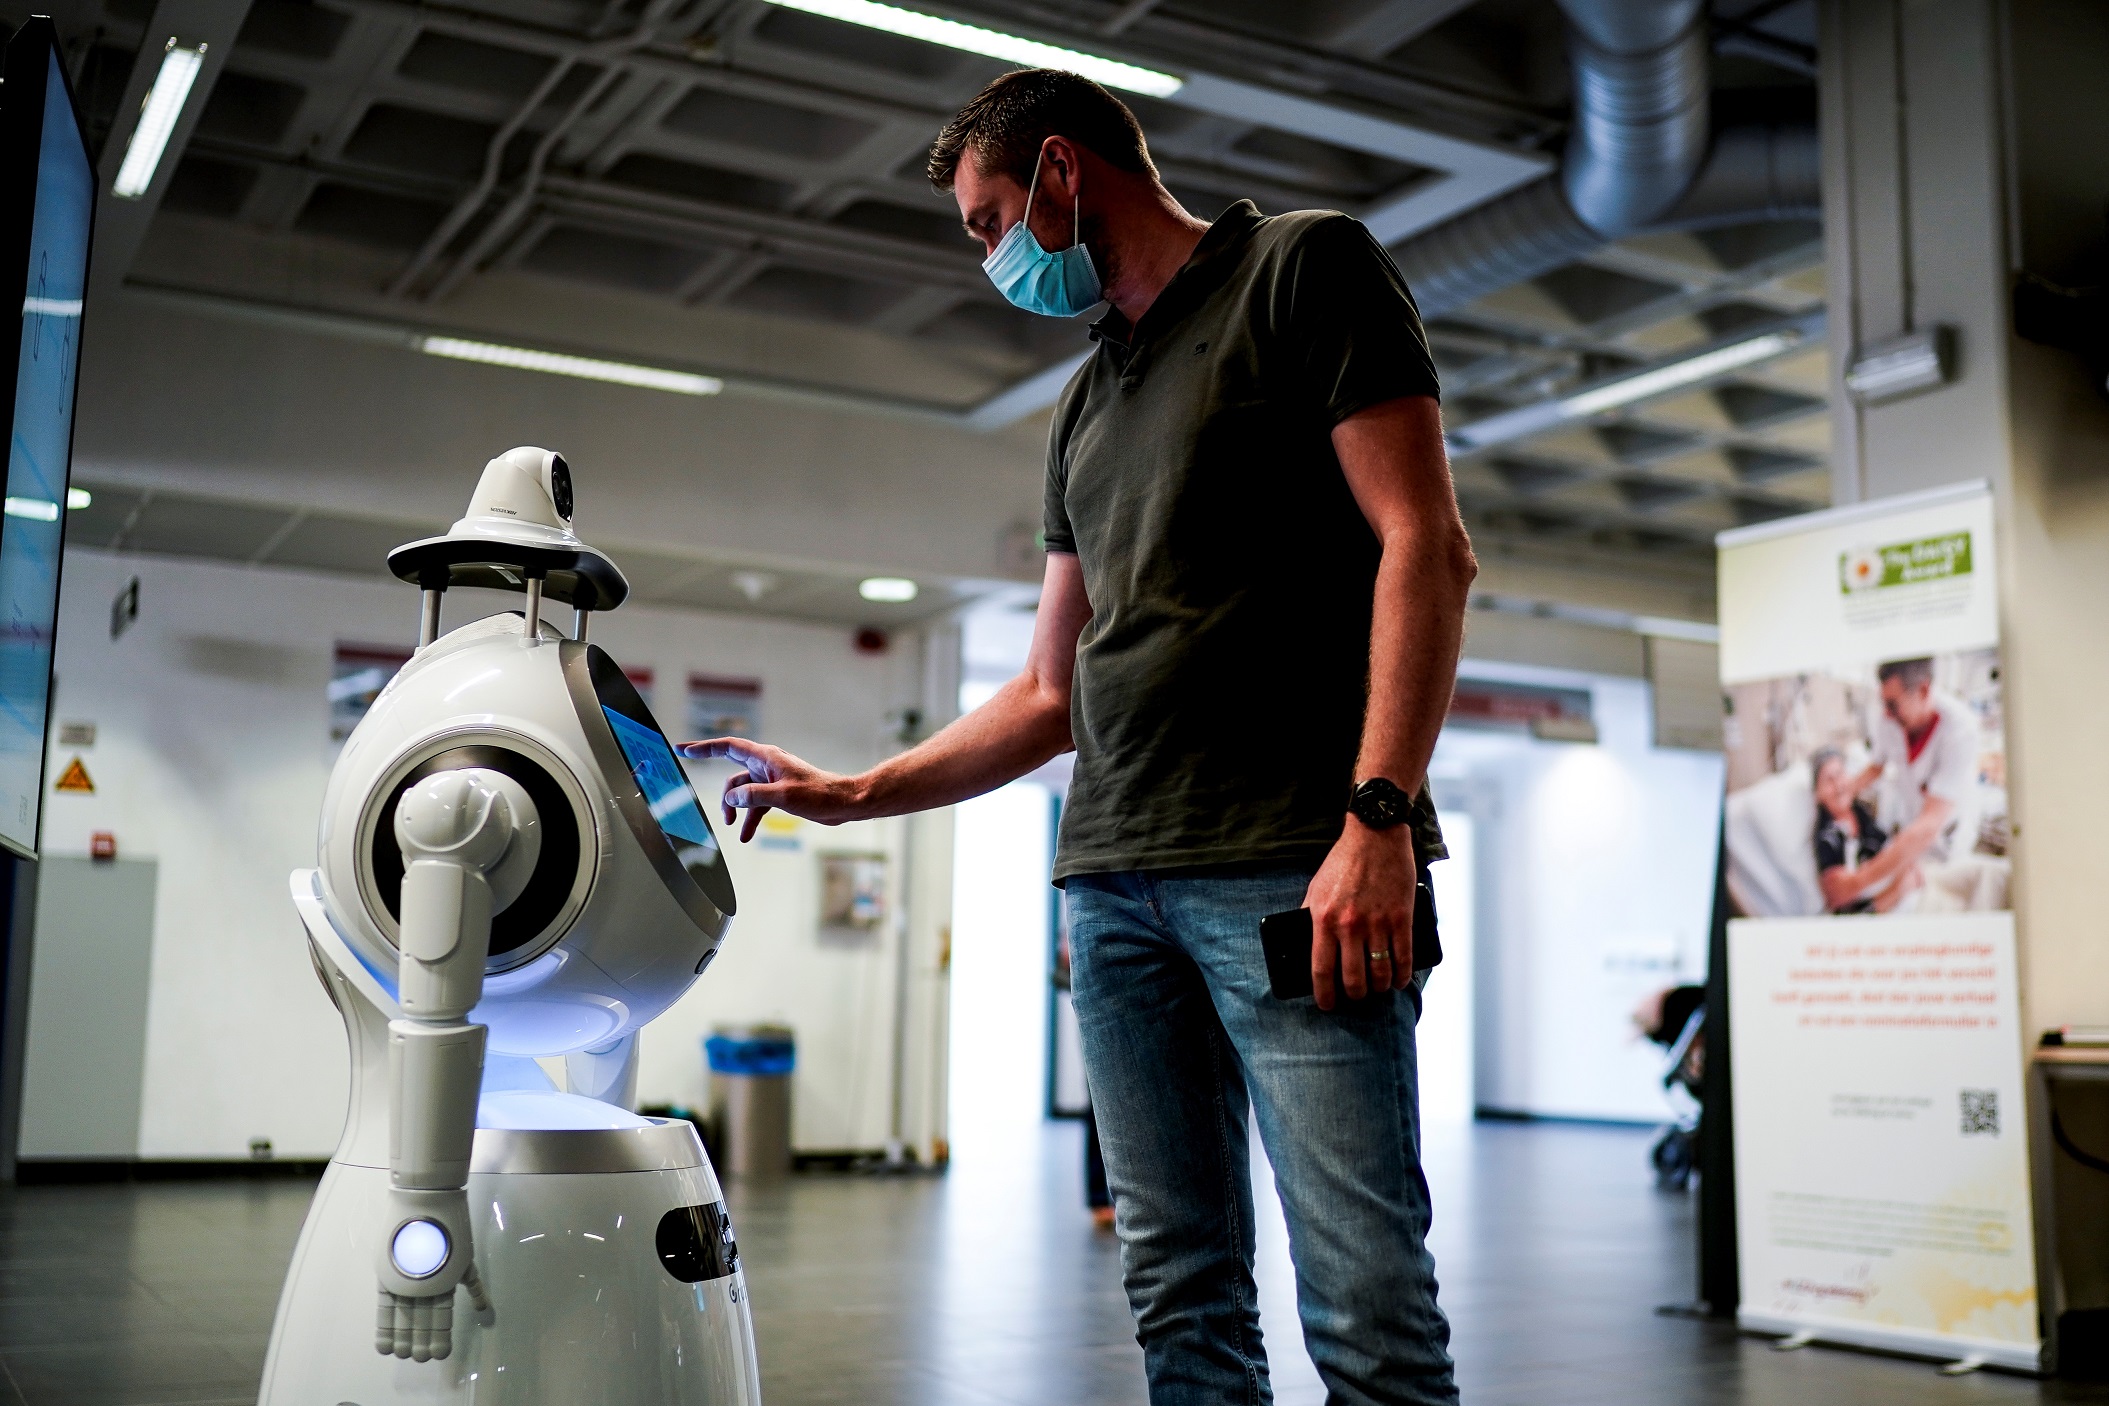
1090,200,1264,348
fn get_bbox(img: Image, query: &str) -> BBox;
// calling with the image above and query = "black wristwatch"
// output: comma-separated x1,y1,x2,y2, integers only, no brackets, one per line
1348,777,1416,830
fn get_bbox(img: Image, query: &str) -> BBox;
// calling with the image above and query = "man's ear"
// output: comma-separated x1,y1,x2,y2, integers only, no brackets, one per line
1041,135,1085,196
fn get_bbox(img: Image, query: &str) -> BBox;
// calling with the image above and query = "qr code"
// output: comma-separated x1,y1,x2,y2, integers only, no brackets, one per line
1961,1089,2000,1136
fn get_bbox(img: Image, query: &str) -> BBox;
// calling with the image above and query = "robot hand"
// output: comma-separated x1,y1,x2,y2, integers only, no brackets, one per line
373,1188,491,1361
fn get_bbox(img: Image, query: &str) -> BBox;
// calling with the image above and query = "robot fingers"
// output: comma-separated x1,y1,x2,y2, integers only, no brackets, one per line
373,1288,456,1362
412,1293,454,1362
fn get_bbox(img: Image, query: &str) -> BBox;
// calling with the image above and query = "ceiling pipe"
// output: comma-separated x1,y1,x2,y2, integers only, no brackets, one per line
1391,0,1819,319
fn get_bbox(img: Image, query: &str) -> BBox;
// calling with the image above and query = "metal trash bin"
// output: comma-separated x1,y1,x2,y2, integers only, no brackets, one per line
706,1024,794,1179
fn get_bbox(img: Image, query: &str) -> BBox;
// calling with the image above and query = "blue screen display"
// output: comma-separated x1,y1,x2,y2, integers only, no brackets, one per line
1,51,90,855
602,705,720,856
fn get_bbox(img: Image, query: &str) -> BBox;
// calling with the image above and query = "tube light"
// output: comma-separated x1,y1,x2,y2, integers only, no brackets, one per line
858,577,919,603
3,498,59,522
1448,328,1807,454
113,42,206,199
418,337,724,396
66,488,91,510
1559,331,1800,418
761,0,1184,98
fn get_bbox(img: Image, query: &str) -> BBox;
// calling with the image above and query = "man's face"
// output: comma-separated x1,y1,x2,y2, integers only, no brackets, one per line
1881,677,1935,731
953,156,1025,258
953,147,1072,259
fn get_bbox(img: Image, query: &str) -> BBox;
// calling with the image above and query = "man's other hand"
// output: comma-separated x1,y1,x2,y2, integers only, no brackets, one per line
1304,820,1415,1010
678,737,865,841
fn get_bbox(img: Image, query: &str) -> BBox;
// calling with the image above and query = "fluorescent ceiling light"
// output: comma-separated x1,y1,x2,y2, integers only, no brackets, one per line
22,297,82,318
419,337,724,396
1448,328,1806,454
859,576,919,603
66,488,91,510
4,497,59,522
761,0,1183,98
1560,332,1801,418
113,42,206,199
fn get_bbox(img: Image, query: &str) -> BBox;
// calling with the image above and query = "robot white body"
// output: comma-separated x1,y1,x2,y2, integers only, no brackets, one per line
259,450,762,1405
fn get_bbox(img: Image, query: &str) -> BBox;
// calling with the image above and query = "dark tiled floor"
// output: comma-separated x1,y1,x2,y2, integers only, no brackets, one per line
0,1120,2103,1404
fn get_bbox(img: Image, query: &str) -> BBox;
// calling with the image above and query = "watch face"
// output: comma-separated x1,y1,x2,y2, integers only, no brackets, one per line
1353,779,1411,827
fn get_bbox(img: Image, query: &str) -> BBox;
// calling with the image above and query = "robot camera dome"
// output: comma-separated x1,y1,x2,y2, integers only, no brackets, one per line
261,449,763,1405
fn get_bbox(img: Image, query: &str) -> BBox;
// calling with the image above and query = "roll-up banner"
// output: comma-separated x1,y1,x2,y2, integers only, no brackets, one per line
1715,481,2038,1370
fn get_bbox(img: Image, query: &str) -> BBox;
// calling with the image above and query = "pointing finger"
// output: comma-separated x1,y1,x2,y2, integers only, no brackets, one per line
682,737,763,767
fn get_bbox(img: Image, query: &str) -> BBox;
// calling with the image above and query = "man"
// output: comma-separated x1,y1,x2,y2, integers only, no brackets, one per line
685,69,1473,1405
1844,657,2001,911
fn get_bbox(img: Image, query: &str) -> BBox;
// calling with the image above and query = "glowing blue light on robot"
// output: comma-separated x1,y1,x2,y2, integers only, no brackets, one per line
391,1220,449,1278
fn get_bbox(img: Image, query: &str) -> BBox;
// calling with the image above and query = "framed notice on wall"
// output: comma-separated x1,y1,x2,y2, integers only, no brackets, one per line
1716,481,2039,1370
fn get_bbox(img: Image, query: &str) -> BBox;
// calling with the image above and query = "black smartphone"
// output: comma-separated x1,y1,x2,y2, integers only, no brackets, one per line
1260,870,1442,1002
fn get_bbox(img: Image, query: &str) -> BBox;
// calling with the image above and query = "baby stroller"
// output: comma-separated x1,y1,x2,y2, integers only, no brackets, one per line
1640,984,1705,1191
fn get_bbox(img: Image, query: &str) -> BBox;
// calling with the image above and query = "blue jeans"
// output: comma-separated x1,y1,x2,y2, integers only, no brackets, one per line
1066,865,1457,1406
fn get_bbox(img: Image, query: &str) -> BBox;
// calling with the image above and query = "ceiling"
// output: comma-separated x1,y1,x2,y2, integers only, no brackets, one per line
64,479,980,625
16,0,1825,612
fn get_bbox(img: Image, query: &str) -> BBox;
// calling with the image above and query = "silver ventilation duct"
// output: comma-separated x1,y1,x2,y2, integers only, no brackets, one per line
1560,0,1711,234
1392,0,1819,318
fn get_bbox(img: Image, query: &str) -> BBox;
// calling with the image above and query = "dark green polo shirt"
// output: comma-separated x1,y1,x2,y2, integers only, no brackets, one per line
1044,200,1447,881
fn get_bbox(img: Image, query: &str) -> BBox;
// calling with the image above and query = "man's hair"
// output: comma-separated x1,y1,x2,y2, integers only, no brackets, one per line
928,69,1156,191
1876,657,1935,690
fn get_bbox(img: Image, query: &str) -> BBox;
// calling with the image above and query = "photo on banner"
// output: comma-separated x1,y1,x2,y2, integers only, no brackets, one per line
1722,647,2008,919
1716,481,2041,1371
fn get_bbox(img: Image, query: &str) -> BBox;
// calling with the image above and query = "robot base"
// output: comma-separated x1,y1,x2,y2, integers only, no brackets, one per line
260,1122,760,1406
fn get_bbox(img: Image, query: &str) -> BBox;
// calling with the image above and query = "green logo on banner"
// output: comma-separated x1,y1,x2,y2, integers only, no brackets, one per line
1839,531,1973,593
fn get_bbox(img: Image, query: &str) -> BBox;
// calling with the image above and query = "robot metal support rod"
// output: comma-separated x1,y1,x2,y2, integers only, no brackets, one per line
523,576,544,638
420,589,443,648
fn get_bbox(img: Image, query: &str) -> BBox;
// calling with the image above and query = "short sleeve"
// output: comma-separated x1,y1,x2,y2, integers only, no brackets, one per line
1041,358,1091,555
1813,820,1845,871
1925,712,1980,804
1043,449,1075,555
1281,215,1441,425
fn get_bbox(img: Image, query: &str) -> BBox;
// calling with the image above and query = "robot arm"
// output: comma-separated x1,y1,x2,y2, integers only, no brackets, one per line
374,769,539,1362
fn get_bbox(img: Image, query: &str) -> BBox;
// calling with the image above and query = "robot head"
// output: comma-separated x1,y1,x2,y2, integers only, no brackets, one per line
320,454,734,1056
387,447,626,611
462,447,575,539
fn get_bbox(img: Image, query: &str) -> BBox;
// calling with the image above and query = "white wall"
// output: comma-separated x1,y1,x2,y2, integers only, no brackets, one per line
945,782,1052,1162
33,548,952,1159
1433,661,1723,1123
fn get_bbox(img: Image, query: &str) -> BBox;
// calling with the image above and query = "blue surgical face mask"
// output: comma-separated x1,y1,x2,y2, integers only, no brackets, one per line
982,148,1102,318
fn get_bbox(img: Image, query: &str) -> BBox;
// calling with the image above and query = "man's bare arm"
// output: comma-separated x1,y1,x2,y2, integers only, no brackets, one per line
1304,395,1476,1007
1338,397,1477,805
683,552,1091,841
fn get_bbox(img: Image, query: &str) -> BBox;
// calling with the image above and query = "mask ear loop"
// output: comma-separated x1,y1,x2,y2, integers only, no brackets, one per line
1020,146,1046,238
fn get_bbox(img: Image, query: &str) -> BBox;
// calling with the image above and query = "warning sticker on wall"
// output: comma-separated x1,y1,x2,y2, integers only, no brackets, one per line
53,757,93,794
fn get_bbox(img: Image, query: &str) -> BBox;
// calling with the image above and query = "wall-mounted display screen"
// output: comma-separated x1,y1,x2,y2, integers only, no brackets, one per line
0,23,93,860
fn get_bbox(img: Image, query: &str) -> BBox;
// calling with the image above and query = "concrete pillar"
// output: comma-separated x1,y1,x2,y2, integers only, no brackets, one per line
1820,0,2109,1033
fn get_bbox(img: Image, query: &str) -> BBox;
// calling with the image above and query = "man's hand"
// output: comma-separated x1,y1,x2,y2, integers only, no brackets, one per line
679,737,867,841
1305,819,1415,1010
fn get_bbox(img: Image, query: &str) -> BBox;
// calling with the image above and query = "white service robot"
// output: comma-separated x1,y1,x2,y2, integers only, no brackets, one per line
259,448,761,1405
